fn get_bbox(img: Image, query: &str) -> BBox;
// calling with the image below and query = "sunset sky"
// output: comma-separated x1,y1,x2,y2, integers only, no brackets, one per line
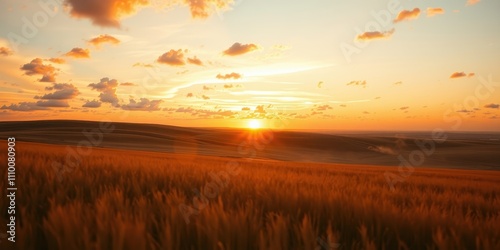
0,0,499,130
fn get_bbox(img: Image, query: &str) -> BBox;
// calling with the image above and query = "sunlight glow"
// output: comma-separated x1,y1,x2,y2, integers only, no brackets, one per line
247,119,262,129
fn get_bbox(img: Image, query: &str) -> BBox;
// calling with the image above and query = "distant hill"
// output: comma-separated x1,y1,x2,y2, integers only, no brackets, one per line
1,120,499,169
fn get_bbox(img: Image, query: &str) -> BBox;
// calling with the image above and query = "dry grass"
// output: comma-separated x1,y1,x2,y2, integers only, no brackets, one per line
1,141,499,250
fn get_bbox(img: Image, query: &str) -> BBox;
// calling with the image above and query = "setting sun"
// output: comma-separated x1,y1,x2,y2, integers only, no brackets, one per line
247,119,262,129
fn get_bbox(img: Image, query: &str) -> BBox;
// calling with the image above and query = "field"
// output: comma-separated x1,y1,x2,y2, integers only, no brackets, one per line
1,141,499,250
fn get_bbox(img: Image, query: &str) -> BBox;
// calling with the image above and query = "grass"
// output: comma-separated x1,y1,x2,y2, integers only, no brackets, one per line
1,141,499,250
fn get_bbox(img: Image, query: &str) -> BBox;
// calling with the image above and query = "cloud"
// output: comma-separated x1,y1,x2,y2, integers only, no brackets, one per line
1,99,70,111
88,34,120,47
38,83,80,100
88,77,119,105
394,8,421,23
255,105,266,114
186,93,194,97
183,0,233,19
121,98,162,111
203,85,213,91
427,7,445,17
450,72,475,79
216,72,242,80
20,58,57,82
484,103,499,109
347,80,367,88
82,100,102,108
201,95,210,100
223,43,259,56
64,0,149,28
47,58,66,64
451,72,466,78
394,81,403,85
120,82,136,86
35,100,69,107
187,56,203,66
176,107,195,113
241,107,250,111
1,102,48,111
317,81,323,88
65,47,90,58
356,29,395,41
466,0,480,6
313,104,333,111
133,62,154,68
175,106,236,119
400,106,409,110
64,0,233,28
0,47,13,56
157,49,185,66
223,84,234,89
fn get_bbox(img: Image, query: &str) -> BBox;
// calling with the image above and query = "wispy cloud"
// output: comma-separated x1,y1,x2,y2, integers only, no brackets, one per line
157,49,185,66
466,0,481,6
427,7,445,17
216,72,242,80
65,47,90,58
450,71,475,79
223,43,259,56
356,29,395,41
394,8,421,23
88,34,120,47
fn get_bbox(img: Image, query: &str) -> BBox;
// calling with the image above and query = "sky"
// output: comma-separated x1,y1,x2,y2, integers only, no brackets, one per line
0,0,499,131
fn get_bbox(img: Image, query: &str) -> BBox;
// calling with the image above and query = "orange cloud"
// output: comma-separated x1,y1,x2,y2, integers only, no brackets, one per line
467,0,480,6
64,0,233,28
184,0,233,18
88,34,120,47
20,58,58,82
65,0,149,28
347,80,367,88
450,72,466,78
120,82,136,86
216,72,242,80
157,49,185,66
0,47,13,56
427,7,445,17
394,8,421,23
121,98,162,111
450,72,475,79
133,62,154,68
187,56,203,66
356,29,395,41
223,43,258,56
65,47,91,58
47,58,66,64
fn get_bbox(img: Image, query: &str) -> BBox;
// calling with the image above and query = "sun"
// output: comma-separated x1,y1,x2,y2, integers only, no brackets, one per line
247,119,262,129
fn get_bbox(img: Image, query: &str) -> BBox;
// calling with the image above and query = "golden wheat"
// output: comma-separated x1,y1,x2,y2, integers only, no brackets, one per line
1,141,499,250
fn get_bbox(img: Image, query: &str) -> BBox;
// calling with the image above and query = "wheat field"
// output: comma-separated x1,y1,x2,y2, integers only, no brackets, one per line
1,141,499,250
